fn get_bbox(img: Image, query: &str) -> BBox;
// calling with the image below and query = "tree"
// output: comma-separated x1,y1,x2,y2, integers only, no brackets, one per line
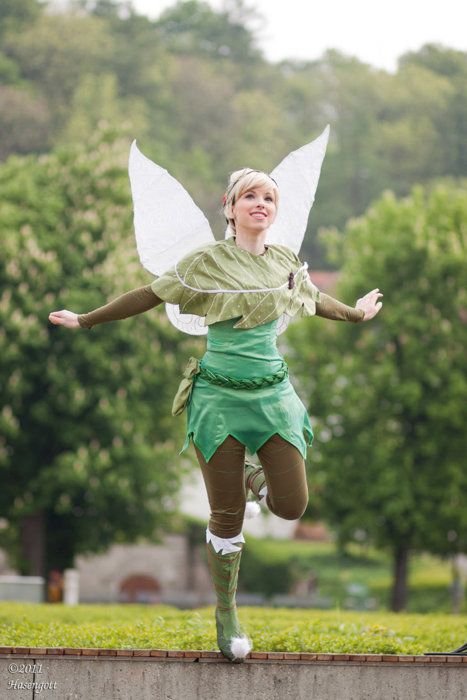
375,62,453,191
57,72,148,147
0,130,198,578
154,0,262,64
2,2,467,274
400,44,467,178
0,0,42,39
0,86,51,159
287,183,467,610
2,13,114,129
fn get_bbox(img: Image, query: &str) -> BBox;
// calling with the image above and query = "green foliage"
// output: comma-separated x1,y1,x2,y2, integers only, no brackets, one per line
240,538,461,613
155,0,261,64
56,73,148,147
241,538,297,597
0,86,51,159
73,0,124,19
0,603,465,654
3,13,115,126
1,3,467,264
0,130,199,572
0,0,42,39
400,44,467,178
287,182,467,606
0,51,21,84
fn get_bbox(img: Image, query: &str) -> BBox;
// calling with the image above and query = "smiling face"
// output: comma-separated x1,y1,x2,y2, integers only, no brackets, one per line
232,185,278,234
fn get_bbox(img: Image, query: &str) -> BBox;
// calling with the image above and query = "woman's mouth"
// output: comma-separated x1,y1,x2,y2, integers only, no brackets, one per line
251,212,267,219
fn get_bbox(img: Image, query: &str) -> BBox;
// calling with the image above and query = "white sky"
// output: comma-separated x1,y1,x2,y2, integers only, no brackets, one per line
131,0,467,72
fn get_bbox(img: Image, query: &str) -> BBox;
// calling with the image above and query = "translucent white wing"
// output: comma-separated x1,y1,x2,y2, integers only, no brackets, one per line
165,303,208,336
266,125,330,254
129,140,215,276
269,127,330,334
165,306,291,337
276,313,292,336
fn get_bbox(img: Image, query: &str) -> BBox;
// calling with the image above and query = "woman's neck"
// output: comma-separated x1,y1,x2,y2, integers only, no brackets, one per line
234,228,268,256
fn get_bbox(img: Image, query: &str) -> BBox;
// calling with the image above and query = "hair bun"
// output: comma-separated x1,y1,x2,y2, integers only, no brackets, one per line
228,168,251,186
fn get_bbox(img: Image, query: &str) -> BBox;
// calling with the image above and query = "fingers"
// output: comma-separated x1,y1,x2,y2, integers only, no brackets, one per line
363,290,384,310
48,309,80,329
357,290,384,308
48,310,71,325
369,295,383,313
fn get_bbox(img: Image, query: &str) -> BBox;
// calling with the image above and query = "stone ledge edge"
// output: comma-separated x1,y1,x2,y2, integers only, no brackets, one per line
0,648,465,664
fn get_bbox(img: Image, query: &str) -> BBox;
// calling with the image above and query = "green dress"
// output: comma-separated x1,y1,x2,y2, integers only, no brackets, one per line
180,316,313,462
150,236,322,462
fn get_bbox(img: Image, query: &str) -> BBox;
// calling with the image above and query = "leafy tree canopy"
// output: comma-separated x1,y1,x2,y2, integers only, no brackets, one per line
0,129,198,573
155,0,262,64
287,182,467,608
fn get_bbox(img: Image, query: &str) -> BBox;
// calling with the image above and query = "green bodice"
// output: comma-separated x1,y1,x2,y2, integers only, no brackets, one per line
203,316,284,376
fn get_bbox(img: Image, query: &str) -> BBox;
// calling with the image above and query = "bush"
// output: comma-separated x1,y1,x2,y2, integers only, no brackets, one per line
0,603,465,654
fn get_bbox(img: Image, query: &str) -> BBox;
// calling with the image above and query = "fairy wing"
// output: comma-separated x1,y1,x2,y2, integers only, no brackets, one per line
276,313,292,336
129,141,215,276
129,140,214,335
268,125,330,335
165,303,209,336
266,124,330,254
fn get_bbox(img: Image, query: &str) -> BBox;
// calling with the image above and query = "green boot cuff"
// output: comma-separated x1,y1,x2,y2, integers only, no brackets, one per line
245,460,266,501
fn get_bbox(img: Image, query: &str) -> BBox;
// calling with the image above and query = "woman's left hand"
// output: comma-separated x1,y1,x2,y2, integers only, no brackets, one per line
355,288,383,321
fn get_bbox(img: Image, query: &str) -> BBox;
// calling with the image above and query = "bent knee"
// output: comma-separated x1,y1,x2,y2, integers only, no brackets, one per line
271,496,308,521
275,506,307,521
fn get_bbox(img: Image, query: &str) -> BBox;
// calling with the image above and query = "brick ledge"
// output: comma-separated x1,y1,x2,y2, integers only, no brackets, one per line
0,647,465,664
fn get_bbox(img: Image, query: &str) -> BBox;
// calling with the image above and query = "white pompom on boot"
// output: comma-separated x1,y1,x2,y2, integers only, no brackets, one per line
244,501,261,519
230,636,252,659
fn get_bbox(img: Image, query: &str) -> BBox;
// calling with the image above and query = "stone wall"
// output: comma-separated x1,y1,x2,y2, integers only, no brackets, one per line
1,651,465,700
74,534,211,604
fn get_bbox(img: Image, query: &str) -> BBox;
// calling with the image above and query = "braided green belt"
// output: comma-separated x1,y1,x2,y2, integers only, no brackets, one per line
172,357,288,416
199,361,288,389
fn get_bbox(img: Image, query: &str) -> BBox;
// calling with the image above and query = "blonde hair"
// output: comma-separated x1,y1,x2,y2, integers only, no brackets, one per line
222,168,279,235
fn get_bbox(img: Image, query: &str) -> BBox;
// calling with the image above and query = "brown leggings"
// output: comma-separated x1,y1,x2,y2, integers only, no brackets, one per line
195,434,309,539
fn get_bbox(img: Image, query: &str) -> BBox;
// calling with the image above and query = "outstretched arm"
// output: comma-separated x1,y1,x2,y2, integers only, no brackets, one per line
315,288,383,323
49,285,163,329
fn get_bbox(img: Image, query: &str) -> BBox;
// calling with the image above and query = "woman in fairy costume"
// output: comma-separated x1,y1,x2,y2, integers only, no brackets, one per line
49,128,383,661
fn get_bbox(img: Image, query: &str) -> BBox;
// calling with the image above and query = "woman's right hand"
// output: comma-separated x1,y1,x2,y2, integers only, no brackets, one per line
48,310,80,329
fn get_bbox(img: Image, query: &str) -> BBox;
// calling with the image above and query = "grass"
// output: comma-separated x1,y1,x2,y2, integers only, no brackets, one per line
0,603,465,655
